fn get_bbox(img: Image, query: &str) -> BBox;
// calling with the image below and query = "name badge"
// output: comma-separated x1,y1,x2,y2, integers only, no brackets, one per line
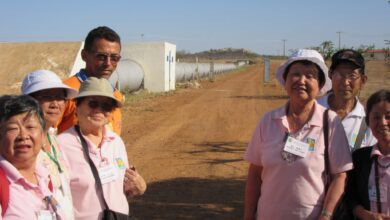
98,164,118,184
369,182,388,202
37,210,54,220
283,136,309,158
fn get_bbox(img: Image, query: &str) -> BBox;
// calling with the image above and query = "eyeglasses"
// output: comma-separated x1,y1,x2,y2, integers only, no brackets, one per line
87,100,115,112
332,71,361,81
88,51,121,64
34,95,67,102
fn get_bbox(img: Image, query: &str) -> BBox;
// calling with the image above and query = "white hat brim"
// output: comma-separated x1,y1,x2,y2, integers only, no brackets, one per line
24,81,78,99
275,57,331,96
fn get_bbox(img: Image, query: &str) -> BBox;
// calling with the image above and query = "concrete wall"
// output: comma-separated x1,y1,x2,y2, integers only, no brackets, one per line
70,42,84,76
121,42,176,92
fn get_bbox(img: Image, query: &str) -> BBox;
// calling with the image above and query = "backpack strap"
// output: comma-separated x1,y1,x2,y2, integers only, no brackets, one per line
323,109,330,193
0,166,10,217
352,117,367,152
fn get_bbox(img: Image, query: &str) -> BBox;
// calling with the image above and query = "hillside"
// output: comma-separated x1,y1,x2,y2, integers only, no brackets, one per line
176,48,260,63
0,42,80,94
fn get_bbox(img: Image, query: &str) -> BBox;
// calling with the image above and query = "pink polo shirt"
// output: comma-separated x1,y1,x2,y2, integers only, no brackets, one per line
0,156,65,220
244,101,353,220
369,145,390,215
57,126,129,220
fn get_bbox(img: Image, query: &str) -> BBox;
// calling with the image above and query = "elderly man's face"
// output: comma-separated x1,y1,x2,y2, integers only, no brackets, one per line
0,112,43,168
329,62,367,101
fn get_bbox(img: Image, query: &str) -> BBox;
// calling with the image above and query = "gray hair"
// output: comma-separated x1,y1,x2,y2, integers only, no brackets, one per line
0,95,45,129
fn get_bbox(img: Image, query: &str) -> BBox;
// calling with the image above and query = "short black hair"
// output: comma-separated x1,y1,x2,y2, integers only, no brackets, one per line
0,95,45,129
366,89,390,125
84,26,121,52
283,60,326,88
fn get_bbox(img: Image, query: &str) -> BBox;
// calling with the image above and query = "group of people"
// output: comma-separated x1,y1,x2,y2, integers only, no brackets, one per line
0,25,389,220
0,26,146,219
244,48,390,220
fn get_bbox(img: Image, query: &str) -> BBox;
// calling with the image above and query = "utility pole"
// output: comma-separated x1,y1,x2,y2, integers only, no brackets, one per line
282,39,286,57
336,31,342,49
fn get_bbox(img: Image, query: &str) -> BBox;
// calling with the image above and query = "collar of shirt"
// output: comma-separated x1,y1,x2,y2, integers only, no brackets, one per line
76,69,88,82
273,100,324,129
348,97,366,118
371,144,390,163
321,93,365,118
75,126,117,152
0,155,51,193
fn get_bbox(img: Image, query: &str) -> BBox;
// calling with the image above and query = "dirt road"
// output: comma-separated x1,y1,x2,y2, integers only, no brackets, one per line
122,62,286,220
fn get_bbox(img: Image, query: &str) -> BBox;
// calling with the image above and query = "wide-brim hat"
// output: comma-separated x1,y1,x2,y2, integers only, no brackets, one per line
74,77,122,107
22,70,78,98
275,49,331,96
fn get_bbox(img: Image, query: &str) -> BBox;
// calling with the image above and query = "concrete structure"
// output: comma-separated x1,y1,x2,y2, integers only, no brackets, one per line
363,49,390,61
121,42,176,92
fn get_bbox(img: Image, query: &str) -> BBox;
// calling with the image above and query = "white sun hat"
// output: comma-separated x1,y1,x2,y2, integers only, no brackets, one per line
22,69,78,98
275,49,331,96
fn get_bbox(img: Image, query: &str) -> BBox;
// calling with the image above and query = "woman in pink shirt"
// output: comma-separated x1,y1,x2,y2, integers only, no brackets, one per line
346,89,390,219
244,49,353,220
0,95,65,219
22,69,78,220
57,77,146,220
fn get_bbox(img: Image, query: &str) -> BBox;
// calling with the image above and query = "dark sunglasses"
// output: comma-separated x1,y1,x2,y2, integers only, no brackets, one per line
87,100,115,112
89,51,121,64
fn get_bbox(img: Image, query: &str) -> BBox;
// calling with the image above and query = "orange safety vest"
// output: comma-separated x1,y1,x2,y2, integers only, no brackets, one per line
57,74,123,135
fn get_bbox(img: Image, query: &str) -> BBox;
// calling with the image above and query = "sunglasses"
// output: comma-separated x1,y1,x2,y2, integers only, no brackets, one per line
87,100,115,112
89,51,121,64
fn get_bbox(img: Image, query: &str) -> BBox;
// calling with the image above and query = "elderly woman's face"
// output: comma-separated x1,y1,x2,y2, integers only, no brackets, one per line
369,101,390,146
0,112,43,166
32,88,66,128
76,96,115,129
284,62,320,102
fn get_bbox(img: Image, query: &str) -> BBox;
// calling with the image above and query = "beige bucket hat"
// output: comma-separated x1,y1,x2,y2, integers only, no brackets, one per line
74,77,122,106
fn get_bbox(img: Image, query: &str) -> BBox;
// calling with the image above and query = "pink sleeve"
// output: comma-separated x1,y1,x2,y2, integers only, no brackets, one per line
244,119,264,166
328,113,353,174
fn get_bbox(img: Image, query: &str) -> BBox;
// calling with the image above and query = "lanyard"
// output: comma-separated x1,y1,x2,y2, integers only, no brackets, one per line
374,156,382,213
45,133,63,173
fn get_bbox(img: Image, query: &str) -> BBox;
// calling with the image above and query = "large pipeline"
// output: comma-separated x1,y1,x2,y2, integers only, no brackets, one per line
110,59,245,91
175,62,237,82
109,59,144,92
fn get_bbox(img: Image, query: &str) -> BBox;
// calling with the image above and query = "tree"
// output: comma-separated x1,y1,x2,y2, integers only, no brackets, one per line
320,41,335,59
356,44,375,53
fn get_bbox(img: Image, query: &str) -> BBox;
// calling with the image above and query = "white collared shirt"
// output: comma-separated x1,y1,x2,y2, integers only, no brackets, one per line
318,94,377,150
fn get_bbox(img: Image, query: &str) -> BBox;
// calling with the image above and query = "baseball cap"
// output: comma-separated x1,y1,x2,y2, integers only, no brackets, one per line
74,77,122,107
276,49,331,96
330,49,365,73
22,70,77,98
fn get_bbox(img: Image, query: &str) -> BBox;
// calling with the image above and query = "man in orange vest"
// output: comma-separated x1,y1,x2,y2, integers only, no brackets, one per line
58,26,123,134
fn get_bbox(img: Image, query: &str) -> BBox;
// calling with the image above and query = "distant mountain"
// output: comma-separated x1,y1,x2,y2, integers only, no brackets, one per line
177,48,260,62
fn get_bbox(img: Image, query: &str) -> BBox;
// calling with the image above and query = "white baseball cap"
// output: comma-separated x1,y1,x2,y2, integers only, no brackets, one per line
275,49,331,96
22,70,77,98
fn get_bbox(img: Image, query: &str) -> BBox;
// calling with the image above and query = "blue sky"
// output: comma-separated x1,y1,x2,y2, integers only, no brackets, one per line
0,0,389,55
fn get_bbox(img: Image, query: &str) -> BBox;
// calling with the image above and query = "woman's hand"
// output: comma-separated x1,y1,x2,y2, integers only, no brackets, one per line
360,212,390,220
354,205,390,220
123,166,147,197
